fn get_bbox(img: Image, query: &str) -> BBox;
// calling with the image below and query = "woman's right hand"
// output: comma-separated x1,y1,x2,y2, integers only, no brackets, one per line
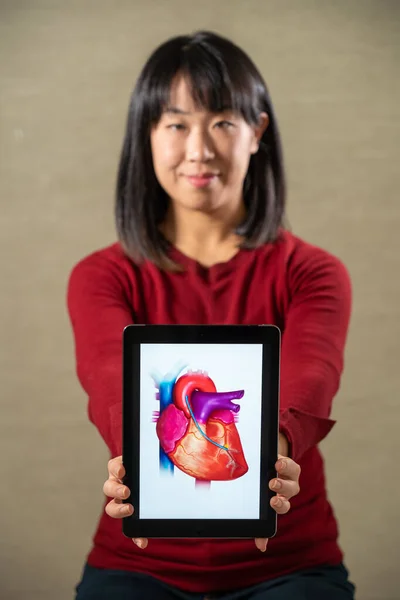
103,456,148,549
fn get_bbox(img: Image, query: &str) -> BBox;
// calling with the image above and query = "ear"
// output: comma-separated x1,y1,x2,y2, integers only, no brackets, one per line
250,112,269,154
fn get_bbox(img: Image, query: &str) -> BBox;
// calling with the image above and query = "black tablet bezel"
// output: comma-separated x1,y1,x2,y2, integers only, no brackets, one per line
122,324,280,539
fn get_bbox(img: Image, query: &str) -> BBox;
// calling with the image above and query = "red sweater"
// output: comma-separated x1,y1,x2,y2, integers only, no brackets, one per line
67,230,352,593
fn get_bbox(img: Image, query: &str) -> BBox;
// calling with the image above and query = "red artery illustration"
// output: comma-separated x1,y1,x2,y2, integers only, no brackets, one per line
156,371,248,481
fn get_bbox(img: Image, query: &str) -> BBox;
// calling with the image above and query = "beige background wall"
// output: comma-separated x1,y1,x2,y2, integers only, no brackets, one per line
1,1,399,599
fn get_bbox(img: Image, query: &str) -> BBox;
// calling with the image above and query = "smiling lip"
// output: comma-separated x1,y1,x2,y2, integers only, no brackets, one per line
185,173,218,188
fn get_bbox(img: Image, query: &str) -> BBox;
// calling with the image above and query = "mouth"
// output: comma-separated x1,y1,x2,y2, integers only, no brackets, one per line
184,173,219,188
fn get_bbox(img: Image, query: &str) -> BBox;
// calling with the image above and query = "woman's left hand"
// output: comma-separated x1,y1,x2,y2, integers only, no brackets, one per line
255,433,301,552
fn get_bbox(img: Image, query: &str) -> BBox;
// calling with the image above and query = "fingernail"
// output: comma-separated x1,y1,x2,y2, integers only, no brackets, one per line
121,504,131,515
134,539,143,549
274,498,283,508
272,479,281,490
278,460,287,471
118,486,126,498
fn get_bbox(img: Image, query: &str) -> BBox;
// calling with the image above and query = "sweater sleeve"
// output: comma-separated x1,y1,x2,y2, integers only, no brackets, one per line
278,246,352,462
67,252,134,458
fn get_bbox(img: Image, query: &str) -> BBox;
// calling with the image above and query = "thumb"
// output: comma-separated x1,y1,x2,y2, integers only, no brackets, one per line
254,538,268,552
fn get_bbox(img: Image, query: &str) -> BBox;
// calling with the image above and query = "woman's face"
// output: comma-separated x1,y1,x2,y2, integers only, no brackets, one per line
150,75,268,217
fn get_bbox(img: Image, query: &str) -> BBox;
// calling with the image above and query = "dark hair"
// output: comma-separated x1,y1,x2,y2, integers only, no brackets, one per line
116,30,286,269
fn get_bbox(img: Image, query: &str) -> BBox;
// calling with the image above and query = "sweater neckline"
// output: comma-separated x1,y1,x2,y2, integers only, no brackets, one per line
168,244,249,280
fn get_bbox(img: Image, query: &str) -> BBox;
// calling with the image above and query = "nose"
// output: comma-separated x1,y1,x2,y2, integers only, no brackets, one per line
186,128,215,162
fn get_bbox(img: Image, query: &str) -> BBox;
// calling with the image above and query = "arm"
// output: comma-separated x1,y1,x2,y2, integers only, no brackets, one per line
279,247,352,462
67,252,134,458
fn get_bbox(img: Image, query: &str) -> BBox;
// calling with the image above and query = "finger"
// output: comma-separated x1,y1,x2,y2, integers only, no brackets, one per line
270,495,291,515
103,479,131,501
269,477,300,500
275,457,301,482
108,456,125,481
105,498,133,519
254,538,268,552
133,538,148,549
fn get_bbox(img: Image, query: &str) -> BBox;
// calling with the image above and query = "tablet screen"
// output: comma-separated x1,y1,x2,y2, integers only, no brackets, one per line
138,343,263,520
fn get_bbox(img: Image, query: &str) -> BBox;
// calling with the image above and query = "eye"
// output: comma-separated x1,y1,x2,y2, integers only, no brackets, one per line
214,120,234,129
167,123,186,131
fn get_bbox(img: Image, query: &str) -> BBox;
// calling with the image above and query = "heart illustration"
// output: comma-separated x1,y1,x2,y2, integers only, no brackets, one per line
153,368,248,482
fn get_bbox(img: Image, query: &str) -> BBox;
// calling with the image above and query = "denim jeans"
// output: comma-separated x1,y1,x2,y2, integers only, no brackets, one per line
75,562,355,600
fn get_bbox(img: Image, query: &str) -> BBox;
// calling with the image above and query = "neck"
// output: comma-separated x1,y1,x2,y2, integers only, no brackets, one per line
162,202,246,267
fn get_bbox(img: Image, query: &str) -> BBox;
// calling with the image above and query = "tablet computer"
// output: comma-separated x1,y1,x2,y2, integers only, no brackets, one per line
122,324,280,540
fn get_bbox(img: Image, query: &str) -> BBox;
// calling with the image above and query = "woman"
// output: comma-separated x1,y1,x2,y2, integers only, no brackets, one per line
68,31,355,599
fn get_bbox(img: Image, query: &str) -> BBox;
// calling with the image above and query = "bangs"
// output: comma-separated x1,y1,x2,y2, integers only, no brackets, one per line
142,36,262,126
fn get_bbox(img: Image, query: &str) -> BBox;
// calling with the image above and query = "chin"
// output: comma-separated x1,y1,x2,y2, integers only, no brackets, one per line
191,201,226,215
